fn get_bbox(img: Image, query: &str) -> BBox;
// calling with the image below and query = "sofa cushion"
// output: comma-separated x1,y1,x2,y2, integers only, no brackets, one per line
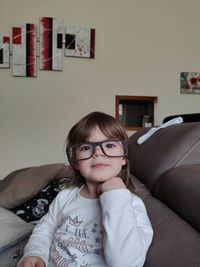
0,207,34,252
10,176,69,223
153,164,200,232
0,164,72,209
132,174,200,267
129,122,200,189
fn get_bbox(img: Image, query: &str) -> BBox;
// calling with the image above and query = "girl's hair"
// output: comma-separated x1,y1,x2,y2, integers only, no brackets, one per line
65,111,135,193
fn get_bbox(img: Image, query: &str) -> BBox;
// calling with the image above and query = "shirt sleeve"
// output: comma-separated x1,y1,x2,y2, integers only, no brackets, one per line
100,189,153,267
18,189,71,266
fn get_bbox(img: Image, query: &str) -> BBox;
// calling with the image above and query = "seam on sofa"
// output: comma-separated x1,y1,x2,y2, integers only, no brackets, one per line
175,138,200,167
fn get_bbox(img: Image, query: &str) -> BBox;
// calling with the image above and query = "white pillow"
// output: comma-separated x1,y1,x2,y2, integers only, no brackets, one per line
0,207,34,251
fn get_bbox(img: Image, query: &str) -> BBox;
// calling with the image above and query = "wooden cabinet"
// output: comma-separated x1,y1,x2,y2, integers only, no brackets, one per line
115,95,158,131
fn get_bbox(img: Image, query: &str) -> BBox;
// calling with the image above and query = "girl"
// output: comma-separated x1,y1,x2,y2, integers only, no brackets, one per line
18,111,153,267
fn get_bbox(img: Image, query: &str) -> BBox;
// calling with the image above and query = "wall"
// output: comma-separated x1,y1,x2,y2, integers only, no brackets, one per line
1,0,200,179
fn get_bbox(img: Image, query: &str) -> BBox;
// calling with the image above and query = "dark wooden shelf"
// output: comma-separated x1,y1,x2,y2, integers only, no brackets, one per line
115,95,158,130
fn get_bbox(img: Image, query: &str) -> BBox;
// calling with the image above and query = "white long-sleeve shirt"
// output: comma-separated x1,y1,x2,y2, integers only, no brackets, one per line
20,187,153,267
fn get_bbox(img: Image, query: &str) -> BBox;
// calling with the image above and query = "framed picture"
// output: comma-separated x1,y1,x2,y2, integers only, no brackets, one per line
0,36,10,68
40,17,63,71
181,72,200,94
65,26,95,58
12,23,37,77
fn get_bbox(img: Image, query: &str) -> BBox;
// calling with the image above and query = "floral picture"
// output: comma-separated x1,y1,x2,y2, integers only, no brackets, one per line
181,72,200,94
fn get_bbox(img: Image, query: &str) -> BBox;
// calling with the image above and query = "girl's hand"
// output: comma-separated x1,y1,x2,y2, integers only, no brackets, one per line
18,256,45,267
97,177,126,195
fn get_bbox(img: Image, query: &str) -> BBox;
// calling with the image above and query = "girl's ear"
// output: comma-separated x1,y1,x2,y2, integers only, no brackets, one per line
122,158,127,166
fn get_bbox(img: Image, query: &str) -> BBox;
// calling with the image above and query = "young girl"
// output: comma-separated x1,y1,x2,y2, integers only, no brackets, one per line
18,111,153,267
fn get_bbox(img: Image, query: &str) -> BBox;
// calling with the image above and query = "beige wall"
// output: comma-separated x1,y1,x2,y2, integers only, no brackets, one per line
1,0,200,179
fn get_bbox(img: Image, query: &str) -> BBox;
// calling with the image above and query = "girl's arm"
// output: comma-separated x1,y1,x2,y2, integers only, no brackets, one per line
100,187,153,267
18,189,67,266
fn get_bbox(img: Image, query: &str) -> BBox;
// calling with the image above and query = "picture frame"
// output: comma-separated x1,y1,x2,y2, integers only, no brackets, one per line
181,72,200,94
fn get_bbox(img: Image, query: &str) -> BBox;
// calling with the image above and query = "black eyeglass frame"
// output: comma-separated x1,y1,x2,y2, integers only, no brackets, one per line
66,140,129,164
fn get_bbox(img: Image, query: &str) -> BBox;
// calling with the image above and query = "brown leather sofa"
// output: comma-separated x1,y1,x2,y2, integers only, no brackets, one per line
129,122,200,267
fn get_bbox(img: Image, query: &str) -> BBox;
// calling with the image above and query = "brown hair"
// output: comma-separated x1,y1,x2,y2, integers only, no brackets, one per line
65,111,135,193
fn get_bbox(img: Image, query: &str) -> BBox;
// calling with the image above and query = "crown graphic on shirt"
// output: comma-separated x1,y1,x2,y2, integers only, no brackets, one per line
68,215,83,227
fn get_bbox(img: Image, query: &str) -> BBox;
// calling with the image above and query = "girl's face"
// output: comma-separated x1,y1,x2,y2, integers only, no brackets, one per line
75,126,126,187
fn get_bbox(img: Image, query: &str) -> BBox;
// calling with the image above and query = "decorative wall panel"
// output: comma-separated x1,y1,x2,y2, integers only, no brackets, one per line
40,17,63,71
65,27,95,58
12,24,37,77
0,36,10,68
0,17,95,78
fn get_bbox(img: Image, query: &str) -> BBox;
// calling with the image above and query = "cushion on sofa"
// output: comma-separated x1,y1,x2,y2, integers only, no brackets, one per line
0,164,73,209
0,207,34,252
0,168,31,193
10,176,70,223
152,164,200,232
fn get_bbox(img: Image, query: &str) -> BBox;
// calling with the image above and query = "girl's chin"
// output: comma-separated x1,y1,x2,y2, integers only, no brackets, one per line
92,176,113,183
86,172,119,184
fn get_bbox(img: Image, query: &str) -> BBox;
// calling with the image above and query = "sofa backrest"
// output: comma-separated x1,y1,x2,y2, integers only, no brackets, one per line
129,122,200,189
129,122,200,232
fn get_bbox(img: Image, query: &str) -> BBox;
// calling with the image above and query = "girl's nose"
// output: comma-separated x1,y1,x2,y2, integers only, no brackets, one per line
93,145,104,157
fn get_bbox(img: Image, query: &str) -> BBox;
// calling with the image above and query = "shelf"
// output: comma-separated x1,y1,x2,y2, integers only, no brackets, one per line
115,95,158,130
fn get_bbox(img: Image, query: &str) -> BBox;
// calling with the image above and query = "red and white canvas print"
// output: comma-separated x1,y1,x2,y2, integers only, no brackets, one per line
12,24,37,77
0,36,10,68
40,17,63,71
65,26,95,58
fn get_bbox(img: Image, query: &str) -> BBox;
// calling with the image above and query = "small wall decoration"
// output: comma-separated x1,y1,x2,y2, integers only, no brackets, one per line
0,36,10,68
181,72,200,94
12,23,37,77
65,26,95,58
0,17,95,78
40,17,63,71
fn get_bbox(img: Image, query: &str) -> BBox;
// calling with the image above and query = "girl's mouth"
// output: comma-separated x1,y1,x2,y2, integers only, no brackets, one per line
91,163,109,168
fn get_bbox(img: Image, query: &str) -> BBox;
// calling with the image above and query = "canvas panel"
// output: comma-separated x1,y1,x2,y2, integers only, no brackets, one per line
12,24,37,77
65,26,95,58
0,36,10,68
40,17,63,71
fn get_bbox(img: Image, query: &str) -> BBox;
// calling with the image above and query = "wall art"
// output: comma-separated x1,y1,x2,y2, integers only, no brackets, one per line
12,23,37,77
40,17,63,71
0,17,95,78
0,36,10,68
65,26,95,58
181,72,200,94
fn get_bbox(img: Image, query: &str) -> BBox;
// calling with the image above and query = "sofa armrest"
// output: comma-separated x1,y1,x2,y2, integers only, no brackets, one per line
152,164,200,232
130,172,200,267
143,193,200,267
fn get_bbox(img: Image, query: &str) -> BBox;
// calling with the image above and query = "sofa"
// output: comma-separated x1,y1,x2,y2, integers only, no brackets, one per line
129,121,200,267
0,122,200,266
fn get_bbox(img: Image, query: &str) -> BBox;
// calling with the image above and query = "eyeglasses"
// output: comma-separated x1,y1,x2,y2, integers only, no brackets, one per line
66,140,128,163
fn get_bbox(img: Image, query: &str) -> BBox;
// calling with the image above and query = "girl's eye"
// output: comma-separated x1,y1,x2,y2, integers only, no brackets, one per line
79,145,92,152
105,142,117,149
